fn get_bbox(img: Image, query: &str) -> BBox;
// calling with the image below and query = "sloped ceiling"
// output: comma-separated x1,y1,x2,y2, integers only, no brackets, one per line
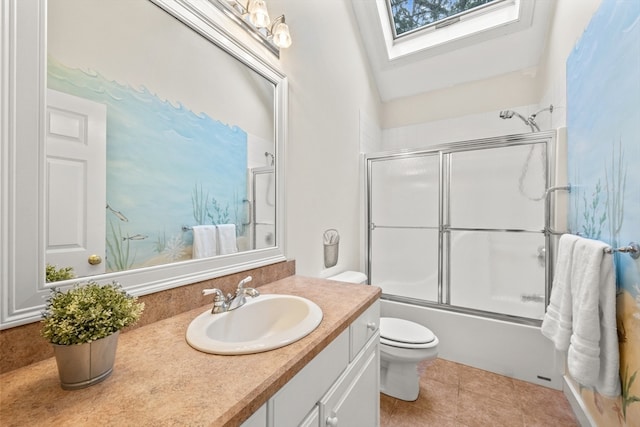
349,0,555,102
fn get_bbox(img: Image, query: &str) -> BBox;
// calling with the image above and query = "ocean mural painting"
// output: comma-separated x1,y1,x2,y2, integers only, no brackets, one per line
48,56,247,272
567,0,640,425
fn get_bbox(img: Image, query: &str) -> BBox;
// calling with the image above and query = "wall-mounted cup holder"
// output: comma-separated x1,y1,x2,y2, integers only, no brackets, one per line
323,229,340,268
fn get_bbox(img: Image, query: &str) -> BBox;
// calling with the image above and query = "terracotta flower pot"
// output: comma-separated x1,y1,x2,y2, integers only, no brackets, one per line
52,331,120,390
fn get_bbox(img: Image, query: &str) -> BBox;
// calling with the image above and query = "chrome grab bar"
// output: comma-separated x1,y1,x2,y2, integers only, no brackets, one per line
543,184,571,309
544,184,571,236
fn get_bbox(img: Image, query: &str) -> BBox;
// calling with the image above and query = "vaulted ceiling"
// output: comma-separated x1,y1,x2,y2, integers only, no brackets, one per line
349,0,556,102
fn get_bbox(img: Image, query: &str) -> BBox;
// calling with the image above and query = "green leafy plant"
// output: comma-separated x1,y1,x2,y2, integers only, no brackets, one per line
41,281,145,345
45,264,75,283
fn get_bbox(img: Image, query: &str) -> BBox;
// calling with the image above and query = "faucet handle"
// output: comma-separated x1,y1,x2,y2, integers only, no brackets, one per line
237,276,253,290
203,288,224,298
203,288,228,313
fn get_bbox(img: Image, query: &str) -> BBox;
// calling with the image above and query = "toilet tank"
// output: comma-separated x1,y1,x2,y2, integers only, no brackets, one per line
327,271,367,285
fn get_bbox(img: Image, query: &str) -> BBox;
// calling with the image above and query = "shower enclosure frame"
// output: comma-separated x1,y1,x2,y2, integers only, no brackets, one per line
365,131,559,326
247,166,276,250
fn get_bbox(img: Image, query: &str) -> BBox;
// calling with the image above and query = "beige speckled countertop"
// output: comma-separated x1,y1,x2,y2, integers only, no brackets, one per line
0,276,380,427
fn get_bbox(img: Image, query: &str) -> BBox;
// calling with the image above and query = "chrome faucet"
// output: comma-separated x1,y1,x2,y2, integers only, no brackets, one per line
202,276,259,314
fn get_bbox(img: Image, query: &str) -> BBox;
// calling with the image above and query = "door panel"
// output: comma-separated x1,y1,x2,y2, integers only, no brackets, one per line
46,89,107,277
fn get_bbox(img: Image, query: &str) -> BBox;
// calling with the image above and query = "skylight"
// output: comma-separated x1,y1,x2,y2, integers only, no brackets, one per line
388,0,507,38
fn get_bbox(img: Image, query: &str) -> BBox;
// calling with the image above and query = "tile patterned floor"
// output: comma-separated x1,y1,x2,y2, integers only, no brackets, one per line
380,358,580,427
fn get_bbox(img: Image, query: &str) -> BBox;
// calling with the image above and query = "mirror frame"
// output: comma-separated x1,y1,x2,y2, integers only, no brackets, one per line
0,0,288,329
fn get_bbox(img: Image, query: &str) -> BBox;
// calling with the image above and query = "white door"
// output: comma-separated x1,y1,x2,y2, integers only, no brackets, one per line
45,89,107,278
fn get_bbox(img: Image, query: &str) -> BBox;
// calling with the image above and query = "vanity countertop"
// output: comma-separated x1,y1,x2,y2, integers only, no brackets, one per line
0,275,380,427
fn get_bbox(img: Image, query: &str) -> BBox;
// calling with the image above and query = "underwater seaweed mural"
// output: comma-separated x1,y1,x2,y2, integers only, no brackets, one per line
567,0,640,425
605,140,628,262
48,57,248,270
580,179,606,241
106,221,136,272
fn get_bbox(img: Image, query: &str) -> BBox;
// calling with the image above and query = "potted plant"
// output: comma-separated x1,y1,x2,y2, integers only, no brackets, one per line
41,281,145,390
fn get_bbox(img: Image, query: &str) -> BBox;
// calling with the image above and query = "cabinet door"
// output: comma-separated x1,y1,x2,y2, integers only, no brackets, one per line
240,403,266,427
320,333,380,427
271,329,349,427
349,301,379,361
300,405,320,427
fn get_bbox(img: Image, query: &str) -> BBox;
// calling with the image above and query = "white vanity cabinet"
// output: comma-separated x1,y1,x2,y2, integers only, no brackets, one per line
320,330,379,427
241,301,380,427
241,404,267,427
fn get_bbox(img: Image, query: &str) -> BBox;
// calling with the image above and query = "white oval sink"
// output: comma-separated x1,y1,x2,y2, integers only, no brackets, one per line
186,294,323,355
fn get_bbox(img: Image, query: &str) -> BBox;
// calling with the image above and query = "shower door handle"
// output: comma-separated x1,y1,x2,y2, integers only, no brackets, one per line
537,245,546,267
242,199,252,226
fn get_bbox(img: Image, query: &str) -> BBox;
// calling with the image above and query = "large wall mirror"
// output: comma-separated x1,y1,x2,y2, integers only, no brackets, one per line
0,0,287,328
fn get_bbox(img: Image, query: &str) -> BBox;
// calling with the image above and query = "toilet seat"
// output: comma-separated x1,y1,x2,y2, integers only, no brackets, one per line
380,317,437,349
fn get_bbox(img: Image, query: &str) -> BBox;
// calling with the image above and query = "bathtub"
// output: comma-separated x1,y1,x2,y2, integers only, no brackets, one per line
381,298,564,390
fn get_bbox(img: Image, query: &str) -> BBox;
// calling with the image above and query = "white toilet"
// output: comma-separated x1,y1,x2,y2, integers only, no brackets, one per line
327,271,439,401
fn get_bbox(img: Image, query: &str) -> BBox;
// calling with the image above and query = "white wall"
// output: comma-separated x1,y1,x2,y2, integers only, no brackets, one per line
380,0,604,146
382,103,546,150
268,0,382,277
48,0,273,139
382,70,540,129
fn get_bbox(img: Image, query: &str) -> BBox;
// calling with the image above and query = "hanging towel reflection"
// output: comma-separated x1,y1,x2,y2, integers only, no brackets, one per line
217,224,238,255
192,225,218,259
191,224,238,258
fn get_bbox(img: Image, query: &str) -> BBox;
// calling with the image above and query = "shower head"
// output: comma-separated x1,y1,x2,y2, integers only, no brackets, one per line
499,110,515,119
264,152,275,166
498,109,535,131
498,105,553,133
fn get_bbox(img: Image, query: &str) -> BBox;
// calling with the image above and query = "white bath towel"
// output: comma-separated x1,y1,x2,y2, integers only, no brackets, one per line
192,225,218,259
567,238,620,397
541,234,580,351
216,224,238,255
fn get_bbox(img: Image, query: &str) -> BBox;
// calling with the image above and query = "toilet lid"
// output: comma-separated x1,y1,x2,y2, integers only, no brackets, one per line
380,317,435,345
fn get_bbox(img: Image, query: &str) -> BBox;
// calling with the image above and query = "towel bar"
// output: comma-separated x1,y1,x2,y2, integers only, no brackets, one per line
604,242,639,259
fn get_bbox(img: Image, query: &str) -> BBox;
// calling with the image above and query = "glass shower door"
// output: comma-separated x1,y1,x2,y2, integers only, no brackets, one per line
447,143,548,319
369,154,440,301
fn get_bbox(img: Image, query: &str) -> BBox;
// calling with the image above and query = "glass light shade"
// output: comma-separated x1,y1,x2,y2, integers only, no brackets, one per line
248,0,270,28
272,21,291,48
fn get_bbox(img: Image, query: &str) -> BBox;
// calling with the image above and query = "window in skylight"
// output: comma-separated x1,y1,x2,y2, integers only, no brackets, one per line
389,0,506,38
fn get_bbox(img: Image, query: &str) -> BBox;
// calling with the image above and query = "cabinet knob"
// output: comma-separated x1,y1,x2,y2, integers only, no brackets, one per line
326,415,338,427
366,322,376,331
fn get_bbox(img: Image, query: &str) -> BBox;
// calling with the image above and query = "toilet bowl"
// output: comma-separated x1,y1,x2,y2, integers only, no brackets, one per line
327,271,439,401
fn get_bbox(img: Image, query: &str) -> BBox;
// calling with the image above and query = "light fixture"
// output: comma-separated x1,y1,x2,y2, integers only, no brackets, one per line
271,15,292,48
248,0,270,28
212,0,292,56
